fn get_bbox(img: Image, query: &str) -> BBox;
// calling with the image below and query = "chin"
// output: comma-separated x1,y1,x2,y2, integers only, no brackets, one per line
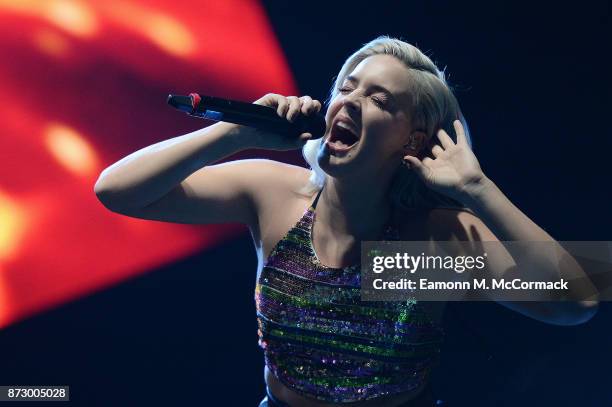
317,142,362,178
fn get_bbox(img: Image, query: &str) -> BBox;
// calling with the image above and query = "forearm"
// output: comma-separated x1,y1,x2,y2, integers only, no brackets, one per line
94,122,250,210
463,176,554,242
463,176,599,319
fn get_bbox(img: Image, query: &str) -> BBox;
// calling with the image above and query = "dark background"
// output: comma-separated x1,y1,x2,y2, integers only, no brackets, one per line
1,1,610,406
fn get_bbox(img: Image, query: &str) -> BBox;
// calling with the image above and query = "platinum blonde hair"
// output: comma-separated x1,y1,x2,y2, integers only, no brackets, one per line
301,35,472,209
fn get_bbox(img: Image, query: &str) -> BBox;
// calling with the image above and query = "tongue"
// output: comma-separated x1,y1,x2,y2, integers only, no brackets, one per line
330,139,351,148
331,125,358,147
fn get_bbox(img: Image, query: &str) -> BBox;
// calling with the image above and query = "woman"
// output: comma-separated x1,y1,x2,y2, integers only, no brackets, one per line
94,37,597,406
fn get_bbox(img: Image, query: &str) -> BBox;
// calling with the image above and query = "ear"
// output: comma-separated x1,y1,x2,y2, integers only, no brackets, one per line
402,130,427,156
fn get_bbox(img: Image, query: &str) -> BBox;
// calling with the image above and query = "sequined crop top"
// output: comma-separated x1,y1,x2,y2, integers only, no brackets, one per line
254,187,444,403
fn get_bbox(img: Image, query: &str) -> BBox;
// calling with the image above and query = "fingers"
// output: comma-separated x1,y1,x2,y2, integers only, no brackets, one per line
286,96,301,122
288,96,322,121
431,144,444,158
258,93,321,121
299,96,322,115
298,132,313,143
274,95,290,117
453,120,468,146
299,95,313,115
437,128,455,149
403,155,431,181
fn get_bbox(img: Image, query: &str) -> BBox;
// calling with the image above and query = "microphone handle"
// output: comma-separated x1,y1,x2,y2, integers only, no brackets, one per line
167,93,326,138
198,95,301,135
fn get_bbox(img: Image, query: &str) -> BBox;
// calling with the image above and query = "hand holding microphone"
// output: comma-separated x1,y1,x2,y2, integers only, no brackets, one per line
167,92,326,151
250,93,324,150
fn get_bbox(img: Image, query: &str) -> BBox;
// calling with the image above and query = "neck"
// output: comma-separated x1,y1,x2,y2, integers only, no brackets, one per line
316,175,394,241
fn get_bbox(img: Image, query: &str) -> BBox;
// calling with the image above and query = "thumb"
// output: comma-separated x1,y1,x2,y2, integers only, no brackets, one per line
296,132,312,147
299,132,312,142
403,155,430,180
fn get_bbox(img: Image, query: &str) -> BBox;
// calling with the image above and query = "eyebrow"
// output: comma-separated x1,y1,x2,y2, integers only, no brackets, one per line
344,75,396,102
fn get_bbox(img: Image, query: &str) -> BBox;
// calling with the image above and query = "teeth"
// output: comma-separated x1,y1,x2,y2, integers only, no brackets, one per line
336,121,357,136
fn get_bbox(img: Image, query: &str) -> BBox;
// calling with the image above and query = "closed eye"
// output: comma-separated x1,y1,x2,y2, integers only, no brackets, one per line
338,87,390,111
371,97,385,108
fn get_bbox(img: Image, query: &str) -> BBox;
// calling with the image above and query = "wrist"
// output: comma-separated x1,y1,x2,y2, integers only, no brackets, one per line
217,122,254,151
460,174,497,207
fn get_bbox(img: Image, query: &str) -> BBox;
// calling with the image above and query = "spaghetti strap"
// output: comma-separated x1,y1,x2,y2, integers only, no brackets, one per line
308,186,399,240
311,187,323,209
255,181,442,403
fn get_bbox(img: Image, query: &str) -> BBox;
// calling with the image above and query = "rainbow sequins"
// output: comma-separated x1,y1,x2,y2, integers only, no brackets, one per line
255,203,443,403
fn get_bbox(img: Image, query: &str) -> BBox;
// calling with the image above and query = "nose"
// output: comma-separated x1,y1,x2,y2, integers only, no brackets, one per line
342,92,361,113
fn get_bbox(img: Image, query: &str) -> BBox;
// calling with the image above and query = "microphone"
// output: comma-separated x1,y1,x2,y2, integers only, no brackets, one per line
167,93,327,139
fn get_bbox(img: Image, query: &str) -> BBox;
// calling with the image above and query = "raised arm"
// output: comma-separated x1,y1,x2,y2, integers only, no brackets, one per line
94,94,322,229
405,120,599,325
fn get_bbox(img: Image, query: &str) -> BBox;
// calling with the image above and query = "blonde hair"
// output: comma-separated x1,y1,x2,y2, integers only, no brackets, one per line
301,35,472,209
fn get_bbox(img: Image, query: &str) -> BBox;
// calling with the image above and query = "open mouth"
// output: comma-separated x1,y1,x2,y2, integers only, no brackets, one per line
326,121,359,152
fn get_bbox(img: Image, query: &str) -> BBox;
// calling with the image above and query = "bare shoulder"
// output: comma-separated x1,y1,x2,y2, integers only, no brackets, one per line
222,157,313,226
215,157,305,182
247,158,311,191
211,157,311,204
396,206,497,241
243,159,314,259
241,158,312,206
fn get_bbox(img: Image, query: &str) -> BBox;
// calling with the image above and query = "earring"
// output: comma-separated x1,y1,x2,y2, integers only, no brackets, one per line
403,142,417,151
403,136,418,151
